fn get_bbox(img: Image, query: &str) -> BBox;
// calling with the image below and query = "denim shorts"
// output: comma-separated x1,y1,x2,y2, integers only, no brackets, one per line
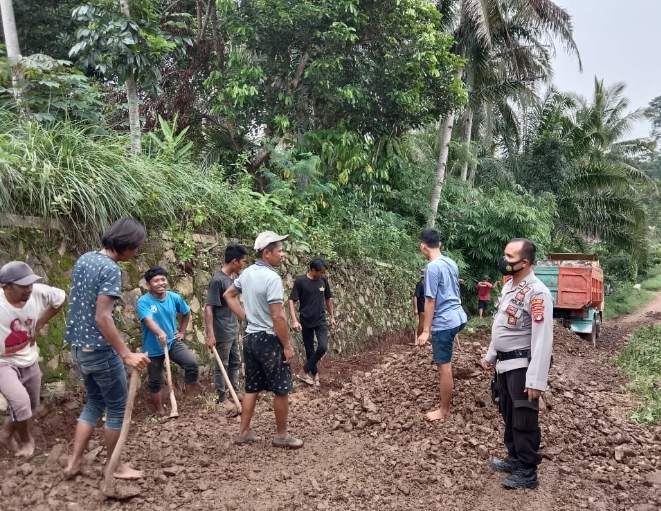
71,346,127,431
431,323,466,364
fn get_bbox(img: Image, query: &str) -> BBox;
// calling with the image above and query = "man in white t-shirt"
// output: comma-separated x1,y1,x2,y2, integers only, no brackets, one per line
0,261,66,457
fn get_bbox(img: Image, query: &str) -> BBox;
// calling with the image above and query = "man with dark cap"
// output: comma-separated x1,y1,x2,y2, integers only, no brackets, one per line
0,261,66,457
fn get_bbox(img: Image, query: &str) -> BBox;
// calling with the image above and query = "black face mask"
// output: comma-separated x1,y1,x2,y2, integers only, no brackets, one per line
498,257,524,276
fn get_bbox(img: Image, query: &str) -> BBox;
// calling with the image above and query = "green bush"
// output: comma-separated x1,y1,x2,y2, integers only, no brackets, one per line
602,254,637,282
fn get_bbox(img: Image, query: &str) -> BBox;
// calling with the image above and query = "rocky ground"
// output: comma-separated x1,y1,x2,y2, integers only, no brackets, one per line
2,297,661,511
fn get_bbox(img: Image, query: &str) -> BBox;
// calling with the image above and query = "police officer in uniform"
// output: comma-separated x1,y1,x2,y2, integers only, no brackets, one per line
480,238,553,489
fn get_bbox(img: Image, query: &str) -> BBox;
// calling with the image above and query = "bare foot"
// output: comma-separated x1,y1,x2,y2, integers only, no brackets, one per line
63,458,82,480
14,437,36,458
112,462,144,480
425,409,451,422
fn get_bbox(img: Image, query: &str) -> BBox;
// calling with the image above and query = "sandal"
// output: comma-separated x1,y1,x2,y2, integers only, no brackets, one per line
272,434,304,449
234,432,261,445
314,375,320,388
297,374,314,386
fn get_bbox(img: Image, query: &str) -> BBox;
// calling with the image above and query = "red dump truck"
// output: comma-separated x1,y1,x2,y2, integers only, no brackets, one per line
535,253,604,346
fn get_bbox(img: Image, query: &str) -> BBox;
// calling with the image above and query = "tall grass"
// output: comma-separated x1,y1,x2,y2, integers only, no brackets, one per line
616,325,661,424
0,110,246,243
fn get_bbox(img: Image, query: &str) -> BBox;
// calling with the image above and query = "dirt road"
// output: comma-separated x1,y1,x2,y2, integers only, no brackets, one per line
2,301,661,511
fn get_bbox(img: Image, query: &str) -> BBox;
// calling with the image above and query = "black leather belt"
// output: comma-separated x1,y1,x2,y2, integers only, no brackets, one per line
496,349,531,361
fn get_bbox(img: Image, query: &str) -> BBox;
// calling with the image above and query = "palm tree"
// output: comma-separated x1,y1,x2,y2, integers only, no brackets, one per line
427,0,581,226
502,81,652,258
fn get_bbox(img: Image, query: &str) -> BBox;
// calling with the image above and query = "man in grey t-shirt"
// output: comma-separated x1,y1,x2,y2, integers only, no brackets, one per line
204,244,248,409
224,231,303,449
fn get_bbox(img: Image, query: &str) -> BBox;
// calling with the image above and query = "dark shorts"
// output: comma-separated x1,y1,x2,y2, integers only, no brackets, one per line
478,300,490,310
431,323,466,365
243,331,292,396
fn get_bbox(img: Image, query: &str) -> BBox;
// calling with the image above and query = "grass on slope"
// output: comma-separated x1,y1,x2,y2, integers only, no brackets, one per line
603,286,655,320
642,265,661,292
616,325,661,424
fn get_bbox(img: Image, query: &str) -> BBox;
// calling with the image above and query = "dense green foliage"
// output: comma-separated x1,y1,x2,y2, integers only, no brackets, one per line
0,0,660,307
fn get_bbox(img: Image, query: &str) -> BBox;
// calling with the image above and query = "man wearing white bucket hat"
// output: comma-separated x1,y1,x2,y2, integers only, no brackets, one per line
223,231,303,449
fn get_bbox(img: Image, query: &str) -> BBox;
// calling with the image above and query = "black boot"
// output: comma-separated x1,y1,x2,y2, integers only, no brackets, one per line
501,466,539,489
488,456,521,473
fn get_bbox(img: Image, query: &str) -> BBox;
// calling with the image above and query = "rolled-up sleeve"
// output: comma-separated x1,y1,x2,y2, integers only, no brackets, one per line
525,292,554,391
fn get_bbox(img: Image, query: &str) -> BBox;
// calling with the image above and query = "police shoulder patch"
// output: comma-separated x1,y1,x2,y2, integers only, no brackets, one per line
530,298,545,323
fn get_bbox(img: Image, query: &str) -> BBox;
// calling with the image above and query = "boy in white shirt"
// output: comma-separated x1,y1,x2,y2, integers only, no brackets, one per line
0,261,66,457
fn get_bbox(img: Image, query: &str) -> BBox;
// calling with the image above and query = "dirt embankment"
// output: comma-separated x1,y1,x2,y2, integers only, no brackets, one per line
2,302,661,511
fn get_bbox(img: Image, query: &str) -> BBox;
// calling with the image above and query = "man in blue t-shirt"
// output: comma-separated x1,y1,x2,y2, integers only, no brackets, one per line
417,228,467,422
137,267,198,415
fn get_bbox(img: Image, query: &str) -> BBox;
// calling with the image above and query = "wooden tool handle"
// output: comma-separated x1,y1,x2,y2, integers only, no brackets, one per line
163,347,178,415
104,368,140,490
212,345,242,413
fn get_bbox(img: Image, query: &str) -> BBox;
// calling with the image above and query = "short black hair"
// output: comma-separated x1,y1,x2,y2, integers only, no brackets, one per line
420,228,440,249
225,244,249,264
256,241,279,259
101,217,146,254
310,257,328,271
145,266,168,282
509,238,537,264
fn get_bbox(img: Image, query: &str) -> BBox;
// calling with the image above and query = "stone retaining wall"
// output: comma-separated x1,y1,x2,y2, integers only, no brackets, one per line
0,223,417,389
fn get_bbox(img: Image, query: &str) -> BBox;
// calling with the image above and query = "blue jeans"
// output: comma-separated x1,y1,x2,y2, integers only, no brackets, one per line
431,323,466,364
71,346,127,431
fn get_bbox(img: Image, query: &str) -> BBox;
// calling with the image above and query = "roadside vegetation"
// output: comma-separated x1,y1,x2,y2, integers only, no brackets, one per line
0,0,660,306
616,325,661,424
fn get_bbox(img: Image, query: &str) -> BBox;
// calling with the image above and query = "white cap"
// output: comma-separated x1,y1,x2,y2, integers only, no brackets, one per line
254,231,289,251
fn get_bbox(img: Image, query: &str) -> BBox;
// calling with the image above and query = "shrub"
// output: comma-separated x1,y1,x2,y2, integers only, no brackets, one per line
603,254,637,283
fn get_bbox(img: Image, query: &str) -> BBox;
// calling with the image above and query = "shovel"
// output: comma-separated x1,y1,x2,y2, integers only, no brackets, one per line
163,343,179,419
102,367,142,500
211,345,242,413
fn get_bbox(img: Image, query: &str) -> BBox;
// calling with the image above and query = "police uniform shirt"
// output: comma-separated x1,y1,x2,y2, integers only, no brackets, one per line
485,271,554,391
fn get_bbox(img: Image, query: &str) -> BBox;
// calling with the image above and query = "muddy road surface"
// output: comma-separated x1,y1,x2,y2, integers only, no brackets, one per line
2,306,661,511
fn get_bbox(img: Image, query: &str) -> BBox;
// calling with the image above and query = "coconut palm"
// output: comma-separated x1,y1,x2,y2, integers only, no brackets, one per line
499,80,652,258
427,0,581,226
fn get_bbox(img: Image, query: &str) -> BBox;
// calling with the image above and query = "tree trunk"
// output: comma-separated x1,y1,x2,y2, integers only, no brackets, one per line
209,2,224,69
125,74,141,154
119,0,141,154
427,110,455,227
427,68,463,227
460,108,473,182
0,0,21,61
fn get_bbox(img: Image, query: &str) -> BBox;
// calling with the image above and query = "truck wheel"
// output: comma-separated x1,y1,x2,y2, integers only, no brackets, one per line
595,314,602,340
580,317,598,347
